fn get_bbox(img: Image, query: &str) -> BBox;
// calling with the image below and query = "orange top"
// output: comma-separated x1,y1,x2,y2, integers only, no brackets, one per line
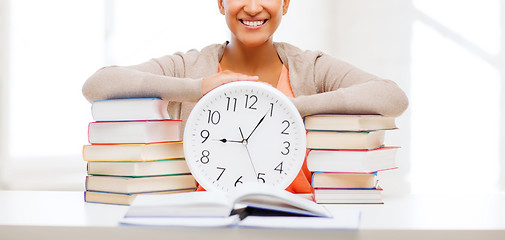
197,65,312,193
275,65,312,194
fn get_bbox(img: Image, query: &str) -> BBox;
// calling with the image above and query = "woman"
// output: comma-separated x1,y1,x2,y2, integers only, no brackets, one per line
82,0,409,193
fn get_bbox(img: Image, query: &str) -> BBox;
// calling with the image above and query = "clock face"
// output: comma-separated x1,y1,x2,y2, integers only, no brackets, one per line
183,81,306,192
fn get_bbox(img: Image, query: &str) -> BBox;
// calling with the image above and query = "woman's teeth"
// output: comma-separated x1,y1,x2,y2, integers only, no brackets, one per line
242,20,265,27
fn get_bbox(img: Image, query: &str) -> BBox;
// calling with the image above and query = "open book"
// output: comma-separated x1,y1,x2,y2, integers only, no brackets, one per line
120,183,360,229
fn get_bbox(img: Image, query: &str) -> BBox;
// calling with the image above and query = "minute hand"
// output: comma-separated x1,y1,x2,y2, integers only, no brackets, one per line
246,111,269,141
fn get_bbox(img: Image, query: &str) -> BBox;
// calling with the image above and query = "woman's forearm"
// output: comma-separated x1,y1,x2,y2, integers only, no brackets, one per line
82,65,203,103
292,79,409,117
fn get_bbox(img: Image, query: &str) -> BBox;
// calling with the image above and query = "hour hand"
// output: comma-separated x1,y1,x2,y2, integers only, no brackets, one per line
214,138,243,144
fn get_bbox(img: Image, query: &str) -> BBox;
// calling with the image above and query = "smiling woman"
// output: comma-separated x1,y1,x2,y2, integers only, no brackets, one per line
2,0,502,197
82,0,408,194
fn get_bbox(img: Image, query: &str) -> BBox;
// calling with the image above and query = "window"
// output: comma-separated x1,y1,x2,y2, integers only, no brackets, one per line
410,0,502,194
5,0,104,190
3,0,228,190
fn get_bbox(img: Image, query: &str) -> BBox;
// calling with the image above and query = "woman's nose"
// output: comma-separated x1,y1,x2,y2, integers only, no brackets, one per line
243,0,263,16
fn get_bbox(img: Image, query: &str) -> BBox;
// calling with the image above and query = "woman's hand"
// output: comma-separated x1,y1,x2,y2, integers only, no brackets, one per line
201,70,259,95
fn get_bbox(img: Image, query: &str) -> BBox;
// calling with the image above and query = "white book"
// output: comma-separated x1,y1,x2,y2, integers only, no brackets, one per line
87,120,181,144
304,114,397,131
83,142,184,162
84,189,196,205
121,211,361,229
124,183,330,218
87,159,191,177
313,187,383,204
85,174,196,194
91,98,170,121
312,172,378,189
307,147,399,173
121,183,361,229
306,130,385,150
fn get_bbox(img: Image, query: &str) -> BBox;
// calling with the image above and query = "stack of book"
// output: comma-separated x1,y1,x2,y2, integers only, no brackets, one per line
304,114,400,204
82,98,197,205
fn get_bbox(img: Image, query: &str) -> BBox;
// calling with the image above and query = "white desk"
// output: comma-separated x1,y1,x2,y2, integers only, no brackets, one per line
1,190,504,240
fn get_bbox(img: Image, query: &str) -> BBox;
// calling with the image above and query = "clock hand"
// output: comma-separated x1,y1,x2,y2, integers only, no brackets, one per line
213,126,252,144
214,138,243,144
213,128,248,144
238,126,259,179
243,144,259,180
245,111,269,141
239,127,246,141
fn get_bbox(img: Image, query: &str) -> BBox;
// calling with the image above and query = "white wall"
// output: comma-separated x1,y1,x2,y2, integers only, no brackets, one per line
0,0,10,189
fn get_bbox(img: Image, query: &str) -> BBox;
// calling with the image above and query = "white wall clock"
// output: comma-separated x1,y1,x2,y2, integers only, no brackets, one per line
183,81,306,192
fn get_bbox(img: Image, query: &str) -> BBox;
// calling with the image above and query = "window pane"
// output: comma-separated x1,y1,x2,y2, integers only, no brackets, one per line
410,0,501,193
9,0,103,158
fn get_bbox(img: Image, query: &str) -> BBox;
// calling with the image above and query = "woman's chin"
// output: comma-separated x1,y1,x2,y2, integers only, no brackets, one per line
235,35,273,48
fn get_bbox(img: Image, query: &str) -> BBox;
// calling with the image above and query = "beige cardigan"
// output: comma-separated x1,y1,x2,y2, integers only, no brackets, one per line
83,42,408,127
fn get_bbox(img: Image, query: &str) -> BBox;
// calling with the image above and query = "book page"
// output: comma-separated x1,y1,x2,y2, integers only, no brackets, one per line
229,183,331,217
237,209,360,229
125,191,233,218
121,215,241,227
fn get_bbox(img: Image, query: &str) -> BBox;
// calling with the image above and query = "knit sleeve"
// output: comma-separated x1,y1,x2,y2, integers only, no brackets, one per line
82,53,203,103
292,54,409,117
